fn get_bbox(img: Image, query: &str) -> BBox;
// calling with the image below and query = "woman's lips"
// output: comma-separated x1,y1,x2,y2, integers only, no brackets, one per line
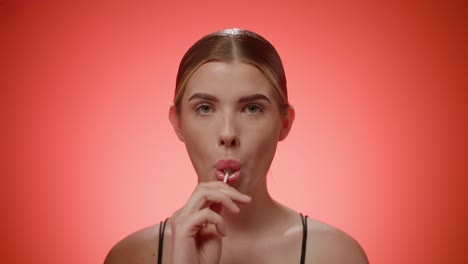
215,159,241,171
215,159,241,183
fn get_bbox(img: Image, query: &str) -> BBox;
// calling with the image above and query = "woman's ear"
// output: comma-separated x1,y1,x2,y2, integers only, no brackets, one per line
279,105,295,141
169,105,185,142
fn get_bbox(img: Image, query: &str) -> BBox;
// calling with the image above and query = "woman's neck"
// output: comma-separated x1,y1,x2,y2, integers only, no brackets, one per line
220,183,286,236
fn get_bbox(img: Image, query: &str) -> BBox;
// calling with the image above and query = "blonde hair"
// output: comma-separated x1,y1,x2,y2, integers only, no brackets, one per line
174,28,289,114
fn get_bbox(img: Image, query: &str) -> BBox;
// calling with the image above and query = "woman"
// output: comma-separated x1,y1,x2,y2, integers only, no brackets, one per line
105,28,368,264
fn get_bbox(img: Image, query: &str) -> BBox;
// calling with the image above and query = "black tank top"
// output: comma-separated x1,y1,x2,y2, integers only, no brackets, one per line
157,213,308,264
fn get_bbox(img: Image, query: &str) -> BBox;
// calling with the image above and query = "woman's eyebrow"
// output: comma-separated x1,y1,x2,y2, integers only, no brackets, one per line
238,94,271,104
188,93,219,102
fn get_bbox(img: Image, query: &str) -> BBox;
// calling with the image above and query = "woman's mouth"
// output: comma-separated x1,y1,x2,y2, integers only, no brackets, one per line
215,159,241,183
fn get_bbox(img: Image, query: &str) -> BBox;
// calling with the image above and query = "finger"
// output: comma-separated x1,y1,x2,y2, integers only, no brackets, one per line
190,207,227,236
217,188,251,204
186,189,241,213
200,182,252,203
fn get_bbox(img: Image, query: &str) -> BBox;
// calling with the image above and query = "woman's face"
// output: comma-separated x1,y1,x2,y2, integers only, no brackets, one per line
170,61,293,193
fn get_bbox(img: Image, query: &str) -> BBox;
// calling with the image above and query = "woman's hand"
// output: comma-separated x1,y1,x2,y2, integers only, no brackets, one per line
170,181,251,264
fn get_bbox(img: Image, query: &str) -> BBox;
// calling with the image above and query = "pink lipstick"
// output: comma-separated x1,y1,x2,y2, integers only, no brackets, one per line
215,159,241,183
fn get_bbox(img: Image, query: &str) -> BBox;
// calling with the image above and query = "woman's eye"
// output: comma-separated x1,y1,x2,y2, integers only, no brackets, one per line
194,104,213,114
244,104,263,114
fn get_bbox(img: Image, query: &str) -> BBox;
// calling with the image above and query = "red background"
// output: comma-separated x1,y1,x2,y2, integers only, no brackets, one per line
1,0,467,263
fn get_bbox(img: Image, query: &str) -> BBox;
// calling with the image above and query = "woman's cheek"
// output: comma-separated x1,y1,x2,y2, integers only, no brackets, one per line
183,128,213,178
248,126,278,160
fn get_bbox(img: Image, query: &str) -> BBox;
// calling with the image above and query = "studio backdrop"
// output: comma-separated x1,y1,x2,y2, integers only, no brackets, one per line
1,1,466,263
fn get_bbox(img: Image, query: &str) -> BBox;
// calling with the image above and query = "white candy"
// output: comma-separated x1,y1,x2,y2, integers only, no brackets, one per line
223,170,230,183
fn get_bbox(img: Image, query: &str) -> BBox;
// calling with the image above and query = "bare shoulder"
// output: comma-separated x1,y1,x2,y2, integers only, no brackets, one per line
306,218,368,264
104,224,160,264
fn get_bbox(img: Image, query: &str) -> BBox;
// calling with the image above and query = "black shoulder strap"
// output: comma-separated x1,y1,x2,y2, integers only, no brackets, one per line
158,218,169,264
300,213,308,264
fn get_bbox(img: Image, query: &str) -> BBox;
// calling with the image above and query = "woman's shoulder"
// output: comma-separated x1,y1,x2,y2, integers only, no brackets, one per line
104,223,160,264
306,217,369,264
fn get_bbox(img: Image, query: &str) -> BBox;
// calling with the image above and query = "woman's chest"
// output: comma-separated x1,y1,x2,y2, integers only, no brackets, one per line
219,233,304,264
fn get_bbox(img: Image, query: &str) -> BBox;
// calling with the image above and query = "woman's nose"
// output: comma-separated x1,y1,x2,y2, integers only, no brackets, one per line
218,117,239,147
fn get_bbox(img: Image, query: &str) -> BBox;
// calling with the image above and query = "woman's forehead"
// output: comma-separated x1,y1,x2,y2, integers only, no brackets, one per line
184,61,274,99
